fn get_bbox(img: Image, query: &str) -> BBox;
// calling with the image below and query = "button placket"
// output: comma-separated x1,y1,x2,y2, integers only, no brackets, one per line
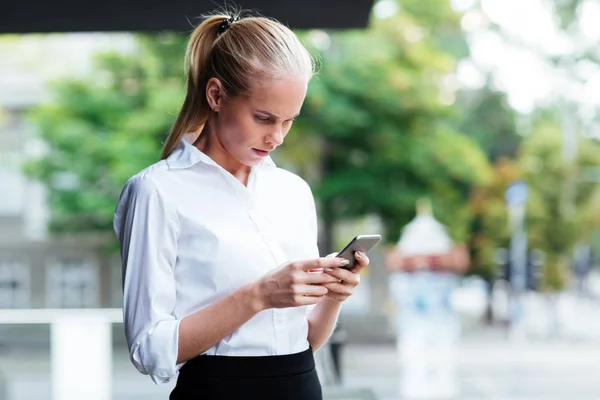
244,192,290,266
218,164,291,281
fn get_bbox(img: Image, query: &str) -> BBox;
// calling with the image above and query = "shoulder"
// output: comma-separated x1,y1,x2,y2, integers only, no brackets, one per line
117,161,174,208
123,161,171,193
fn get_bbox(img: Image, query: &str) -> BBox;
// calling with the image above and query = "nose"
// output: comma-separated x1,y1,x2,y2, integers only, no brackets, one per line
265,129,284,147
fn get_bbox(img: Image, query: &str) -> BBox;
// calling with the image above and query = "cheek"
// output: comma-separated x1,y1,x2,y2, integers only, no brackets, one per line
220,115,260,148
283,124,293,137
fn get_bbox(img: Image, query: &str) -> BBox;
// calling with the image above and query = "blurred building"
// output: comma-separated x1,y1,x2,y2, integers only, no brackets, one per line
0,35,135,312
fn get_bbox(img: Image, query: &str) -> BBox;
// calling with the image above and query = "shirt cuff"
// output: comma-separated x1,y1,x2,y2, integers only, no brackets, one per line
130,318,182,384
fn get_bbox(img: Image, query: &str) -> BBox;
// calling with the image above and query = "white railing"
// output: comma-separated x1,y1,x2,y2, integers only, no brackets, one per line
0,308,122,400
0,309,379,400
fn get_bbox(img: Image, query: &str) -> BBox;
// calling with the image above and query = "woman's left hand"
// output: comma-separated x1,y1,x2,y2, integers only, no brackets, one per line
321,251,369,302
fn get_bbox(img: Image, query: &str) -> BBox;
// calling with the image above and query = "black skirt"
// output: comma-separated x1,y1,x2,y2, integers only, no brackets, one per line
170,347,323,400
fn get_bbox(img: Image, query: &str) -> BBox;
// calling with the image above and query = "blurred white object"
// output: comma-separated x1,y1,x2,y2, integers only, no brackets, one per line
451,276,487,320
588,271,600,297
0,308,121,400
396,213,453,257
390,202,460,399
392,272,460,399
52,315,112,400
556,293,600,340
519,290,600,341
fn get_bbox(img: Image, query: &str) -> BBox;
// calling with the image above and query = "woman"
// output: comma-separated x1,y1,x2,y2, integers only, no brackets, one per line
113,10,369,400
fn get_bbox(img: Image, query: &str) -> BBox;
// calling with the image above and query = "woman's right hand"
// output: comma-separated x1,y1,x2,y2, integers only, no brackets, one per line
254,257,350,310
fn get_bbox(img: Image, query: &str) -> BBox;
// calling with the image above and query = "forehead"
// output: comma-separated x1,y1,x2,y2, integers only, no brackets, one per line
246,78,308,116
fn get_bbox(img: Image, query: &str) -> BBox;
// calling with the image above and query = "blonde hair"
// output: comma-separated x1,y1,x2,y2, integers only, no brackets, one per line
160,10,315,159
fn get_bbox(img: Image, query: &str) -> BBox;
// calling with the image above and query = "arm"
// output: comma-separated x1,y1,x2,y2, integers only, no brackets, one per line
306,250,369,351
116,176,272,382
115,175,182,384
306,296,343,351
177,283,262,363
181,256,346,359
300,182,341,351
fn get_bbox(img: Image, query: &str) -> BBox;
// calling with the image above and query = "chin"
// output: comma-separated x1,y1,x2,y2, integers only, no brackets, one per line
246,152,268,165
236,149,269,167
239,156,261,167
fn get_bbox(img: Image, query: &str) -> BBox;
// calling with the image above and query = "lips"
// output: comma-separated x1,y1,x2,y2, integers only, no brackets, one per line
252,148,270,157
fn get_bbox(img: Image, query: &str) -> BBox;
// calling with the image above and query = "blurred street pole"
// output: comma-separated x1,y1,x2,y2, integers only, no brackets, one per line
505,181,529,397
505,181,529,342
561,106,579,217
561,107,582,300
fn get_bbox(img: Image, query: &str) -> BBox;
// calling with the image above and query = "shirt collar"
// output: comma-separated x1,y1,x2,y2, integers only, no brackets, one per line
165,137,276,170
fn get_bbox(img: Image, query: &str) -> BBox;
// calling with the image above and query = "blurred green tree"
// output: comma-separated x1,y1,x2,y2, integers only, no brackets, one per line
25,33,187,233
455,87,521,161
288,0,492,253
519,120,600,290
452,85,522,284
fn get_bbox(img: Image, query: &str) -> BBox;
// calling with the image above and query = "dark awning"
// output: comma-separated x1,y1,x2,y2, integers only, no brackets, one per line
1,0,375,34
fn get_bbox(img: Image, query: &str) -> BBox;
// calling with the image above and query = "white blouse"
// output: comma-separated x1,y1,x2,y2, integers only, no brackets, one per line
113,139,320,384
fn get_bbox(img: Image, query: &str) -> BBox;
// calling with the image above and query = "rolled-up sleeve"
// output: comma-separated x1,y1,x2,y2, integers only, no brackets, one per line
113,174,181,384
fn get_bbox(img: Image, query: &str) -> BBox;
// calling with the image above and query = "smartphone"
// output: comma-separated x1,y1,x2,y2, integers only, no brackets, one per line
336,234,382,269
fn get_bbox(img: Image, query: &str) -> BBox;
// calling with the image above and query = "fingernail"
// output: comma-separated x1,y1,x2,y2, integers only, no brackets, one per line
325,268,334,272
340,259,350,265
355,251,363,258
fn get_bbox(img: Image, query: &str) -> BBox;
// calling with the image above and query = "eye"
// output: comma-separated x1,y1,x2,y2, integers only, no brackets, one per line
255,115,272,123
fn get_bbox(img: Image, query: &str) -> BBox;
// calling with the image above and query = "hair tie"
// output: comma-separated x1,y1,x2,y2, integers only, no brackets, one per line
218,15,239,33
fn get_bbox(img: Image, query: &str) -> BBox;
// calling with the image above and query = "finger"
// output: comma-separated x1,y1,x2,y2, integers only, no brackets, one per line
303,272,341,285
323,282,354,296
293,283,329,296
293,257,349,271
307,254,339,273
351,251,370,273
323,267,360,286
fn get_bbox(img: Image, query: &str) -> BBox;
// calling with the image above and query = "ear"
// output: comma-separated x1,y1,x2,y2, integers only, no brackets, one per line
205,77,224,112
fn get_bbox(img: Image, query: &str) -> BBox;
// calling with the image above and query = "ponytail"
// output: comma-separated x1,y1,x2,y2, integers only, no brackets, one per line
160,15,230,160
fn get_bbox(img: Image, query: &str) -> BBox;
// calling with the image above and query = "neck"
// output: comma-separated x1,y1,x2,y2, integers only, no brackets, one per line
193,123,251,186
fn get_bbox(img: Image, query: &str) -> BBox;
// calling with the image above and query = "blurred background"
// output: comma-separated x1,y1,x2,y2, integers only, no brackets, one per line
1,0,600,399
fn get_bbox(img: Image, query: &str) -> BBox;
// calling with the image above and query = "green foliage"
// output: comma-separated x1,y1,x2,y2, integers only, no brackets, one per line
553,0,585,30
25,33,187,233
452,85,522,279
455,87,522,160
519,121,600,290
466,115,600,288
467,158,518,280
290,2,492,246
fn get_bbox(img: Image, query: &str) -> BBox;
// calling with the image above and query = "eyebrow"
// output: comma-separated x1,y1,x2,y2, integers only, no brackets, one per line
256,110,300,120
